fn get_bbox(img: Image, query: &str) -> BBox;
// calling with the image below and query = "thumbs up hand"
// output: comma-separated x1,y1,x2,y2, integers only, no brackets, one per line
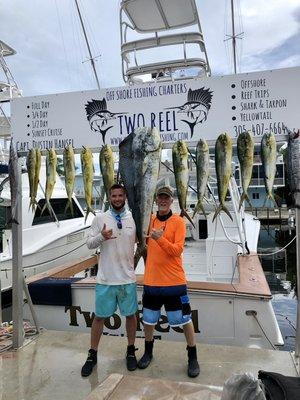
101,223,116,240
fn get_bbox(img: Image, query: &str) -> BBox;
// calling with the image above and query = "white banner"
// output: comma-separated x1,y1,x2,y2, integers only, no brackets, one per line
11,67,300,152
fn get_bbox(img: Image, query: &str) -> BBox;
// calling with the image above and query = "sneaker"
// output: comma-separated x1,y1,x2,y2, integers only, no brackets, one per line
126,345,137,371
81,349,97,377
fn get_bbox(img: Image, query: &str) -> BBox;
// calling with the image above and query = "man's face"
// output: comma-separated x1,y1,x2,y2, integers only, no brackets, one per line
156,194,173,213
110,188,126,210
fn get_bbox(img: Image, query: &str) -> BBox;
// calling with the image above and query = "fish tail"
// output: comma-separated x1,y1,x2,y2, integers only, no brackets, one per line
213,203,233,222
134,245,147,269
41,203,47,216
222,204,233,221
64,199,74,216
180,209,195,228
212,204,222,222
84,206,95,224
70,200,74,216
41,200,52,216
263,192,277,208
192,200,207,219
238,192,253,211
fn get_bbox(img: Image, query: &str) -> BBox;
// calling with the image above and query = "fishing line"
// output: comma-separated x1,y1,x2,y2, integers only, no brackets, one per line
161,161,197,194
54,0,72,90
275,313,296,332
254,235,296,257
21,241,88,269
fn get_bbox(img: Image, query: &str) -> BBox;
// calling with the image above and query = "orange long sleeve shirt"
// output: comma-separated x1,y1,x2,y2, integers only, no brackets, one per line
144,213,187,286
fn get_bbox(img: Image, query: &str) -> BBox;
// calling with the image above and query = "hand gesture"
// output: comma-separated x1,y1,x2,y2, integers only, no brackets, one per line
101,223,116,240
149,228,164,241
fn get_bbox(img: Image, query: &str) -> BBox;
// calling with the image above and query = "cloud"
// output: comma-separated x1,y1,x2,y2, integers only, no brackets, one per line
1,0,299,97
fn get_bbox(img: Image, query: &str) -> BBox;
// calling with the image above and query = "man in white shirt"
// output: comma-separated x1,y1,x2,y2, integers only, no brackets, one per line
81,184,137,377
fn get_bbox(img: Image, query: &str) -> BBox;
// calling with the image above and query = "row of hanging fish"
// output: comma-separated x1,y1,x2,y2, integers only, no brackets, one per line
173,130,279,221
24,128,294,230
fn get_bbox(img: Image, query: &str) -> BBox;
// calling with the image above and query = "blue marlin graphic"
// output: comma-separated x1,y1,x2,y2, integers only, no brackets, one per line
85,98,127,144
166,88,213,138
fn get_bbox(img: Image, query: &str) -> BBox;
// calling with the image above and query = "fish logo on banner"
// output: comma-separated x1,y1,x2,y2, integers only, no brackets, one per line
85,98,126,144
166,87,213,138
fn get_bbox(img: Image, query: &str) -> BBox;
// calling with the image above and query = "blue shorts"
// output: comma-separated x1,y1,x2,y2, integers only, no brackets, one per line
95,283,138,318
142,285,192,327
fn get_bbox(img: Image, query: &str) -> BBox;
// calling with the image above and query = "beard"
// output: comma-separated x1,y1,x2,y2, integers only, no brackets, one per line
111,201,125,211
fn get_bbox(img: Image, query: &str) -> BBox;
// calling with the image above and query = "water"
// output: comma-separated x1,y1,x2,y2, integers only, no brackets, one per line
258,224,297,351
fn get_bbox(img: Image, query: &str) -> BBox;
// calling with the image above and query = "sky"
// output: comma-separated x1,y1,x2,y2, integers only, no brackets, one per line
0,0,299,97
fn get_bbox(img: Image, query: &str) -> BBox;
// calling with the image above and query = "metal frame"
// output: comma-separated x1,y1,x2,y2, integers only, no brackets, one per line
120,0,211,83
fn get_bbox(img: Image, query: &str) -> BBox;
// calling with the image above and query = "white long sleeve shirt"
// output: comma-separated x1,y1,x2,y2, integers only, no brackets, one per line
86,209,136,285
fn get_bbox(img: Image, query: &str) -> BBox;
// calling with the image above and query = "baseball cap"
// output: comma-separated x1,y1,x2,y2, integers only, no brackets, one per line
156,186,174,197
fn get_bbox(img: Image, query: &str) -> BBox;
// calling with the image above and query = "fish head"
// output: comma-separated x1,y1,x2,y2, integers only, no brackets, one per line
174,140,188,157
35,148,41,158
197,138,209,152
101,144,114,163
134,127,161,154
238,131,254,149
64,146,74,162
48,148,57,163
27,148,36,163
144,128,161,153
264,132,276,148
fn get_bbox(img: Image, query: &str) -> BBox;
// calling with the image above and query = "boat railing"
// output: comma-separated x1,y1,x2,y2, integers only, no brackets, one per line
119,0,210,83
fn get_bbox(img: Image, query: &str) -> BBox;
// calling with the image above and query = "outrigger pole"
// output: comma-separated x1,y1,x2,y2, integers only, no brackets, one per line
224,0,244,74
74,0,101,90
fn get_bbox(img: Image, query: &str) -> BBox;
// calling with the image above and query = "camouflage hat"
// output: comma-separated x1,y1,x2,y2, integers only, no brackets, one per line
156,186,174,198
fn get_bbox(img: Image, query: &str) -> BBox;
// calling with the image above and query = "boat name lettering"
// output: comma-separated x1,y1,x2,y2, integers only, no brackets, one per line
117,110,178,136
65,305,200,334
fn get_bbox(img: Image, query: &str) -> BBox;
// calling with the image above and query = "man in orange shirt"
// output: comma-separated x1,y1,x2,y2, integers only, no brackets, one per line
137,186,200,378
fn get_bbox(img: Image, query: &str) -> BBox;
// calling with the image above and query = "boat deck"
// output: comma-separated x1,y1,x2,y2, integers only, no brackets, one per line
0,330,298,400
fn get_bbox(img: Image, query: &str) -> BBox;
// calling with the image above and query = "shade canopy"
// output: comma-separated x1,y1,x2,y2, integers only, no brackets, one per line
121,0,199,33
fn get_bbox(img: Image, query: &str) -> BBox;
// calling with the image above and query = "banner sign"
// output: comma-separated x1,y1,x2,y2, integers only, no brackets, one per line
11,66,299,151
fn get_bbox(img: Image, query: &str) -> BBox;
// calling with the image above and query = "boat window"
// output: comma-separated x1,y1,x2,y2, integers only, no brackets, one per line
32,198,84,225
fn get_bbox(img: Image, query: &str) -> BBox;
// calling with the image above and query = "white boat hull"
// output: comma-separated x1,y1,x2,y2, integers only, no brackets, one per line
0,222,93,293
23,284,283,350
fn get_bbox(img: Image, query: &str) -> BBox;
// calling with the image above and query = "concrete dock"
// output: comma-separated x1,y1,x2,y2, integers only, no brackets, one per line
0,330,298,399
